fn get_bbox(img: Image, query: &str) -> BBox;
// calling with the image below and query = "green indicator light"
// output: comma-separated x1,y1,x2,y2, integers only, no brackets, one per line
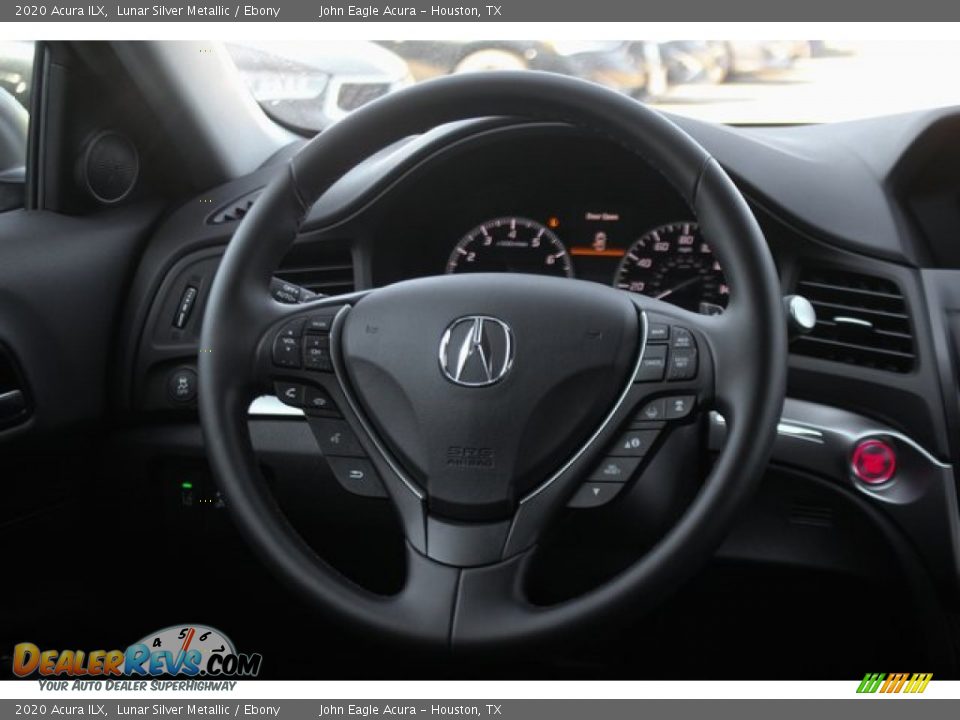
181,482,193,490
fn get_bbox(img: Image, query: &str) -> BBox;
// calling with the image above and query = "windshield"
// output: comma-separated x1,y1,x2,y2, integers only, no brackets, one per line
226,40,960,130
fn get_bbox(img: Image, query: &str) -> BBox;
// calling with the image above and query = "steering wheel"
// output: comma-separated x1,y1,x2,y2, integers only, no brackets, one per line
198,72,786,648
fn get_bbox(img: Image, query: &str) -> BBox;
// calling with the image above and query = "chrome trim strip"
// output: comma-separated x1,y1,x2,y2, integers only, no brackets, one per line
710,411,950,469
776,421,825,444
711,412,824,444
519,308,650,504
833,315,873,329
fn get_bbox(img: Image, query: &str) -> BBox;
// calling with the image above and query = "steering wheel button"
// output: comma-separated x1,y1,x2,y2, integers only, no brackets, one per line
272,336,302,368
568,482,623,508
611,429,660,457
306,313,337,334
588,456,642,483
664,395,696,419
647,323,670,342
327,457,387,498
637,398,666,422
667,348,698,381
635,344,668,382
304,386,338,415
304,336,333,371
275,382,304,407
310,419,365,457
277,319,305,338
671,327,695,350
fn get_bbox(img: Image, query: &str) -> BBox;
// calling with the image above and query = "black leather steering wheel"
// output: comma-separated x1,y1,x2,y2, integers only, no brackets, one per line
198,72,786,648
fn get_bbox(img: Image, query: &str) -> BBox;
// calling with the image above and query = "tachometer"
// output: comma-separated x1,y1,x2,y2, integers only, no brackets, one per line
614,221,728,314
446,216,573,278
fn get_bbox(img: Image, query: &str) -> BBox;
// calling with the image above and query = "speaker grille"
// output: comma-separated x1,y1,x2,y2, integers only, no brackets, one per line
82,131,139,204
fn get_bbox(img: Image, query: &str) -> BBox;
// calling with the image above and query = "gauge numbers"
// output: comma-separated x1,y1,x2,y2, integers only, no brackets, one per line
446,216,573,278
615,221,728,314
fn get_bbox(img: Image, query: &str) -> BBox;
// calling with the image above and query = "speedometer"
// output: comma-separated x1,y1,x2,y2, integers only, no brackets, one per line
614,221,728,314
446,216,573,278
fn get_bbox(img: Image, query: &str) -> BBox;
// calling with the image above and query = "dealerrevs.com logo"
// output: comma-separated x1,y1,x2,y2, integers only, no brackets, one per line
857,673,933,694
13,624,262,680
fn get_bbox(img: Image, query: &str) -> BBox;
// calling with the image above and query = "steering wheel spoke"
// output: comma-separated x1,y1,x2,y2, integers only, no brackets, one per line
501,301,716,553
249,295,435,551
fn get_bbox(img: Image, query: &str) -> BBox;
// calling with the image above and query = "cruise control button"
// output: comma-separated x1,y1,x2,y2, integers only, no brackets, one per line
635,345,667,382
306,312,337,334
611,429,660,457
671,327,695,350
304,336,333,371
665,395,696,419
327,457,387,498
648,323,670,342
636,398,666,422
304,386,338,415
568,482,623,508
272,336,302,368
589,456,642,483
310,419,364,457
274,382,304,407
667,348,698,381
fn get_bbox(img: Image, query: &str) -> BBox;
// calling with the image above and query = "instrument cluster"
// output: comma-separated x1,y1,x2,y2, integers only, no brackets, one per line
445,210,729,314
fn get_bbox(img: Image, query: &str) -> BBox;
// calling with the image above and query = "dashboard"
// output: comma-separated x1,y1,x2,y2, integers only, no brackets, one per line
91,113,960,606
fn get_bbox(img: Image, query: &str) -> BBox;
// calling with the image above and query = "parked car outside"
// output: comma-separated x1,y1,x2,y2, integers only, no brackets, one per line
662,40,811,85
0,41,34,110
378,40,668,99
226,41,412,131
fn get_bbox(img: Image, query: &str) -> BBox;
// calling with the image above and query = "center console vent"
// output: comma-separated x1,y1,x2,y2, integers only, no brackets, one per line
276,241,355,297
793,267,915,373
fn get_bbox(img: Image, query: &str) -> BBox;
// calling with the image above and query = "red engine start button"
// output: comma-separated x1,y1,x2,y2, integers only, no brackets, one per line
851,439,897,485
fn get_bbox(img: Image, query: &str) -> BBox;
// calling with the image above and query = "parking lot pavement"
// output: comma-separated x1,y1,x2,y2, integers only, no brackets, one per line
654,41,960,124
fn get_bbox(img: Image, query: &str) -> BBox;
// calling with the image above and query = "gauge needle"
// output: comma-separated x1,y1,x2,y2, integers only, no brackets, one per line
654,277,702,300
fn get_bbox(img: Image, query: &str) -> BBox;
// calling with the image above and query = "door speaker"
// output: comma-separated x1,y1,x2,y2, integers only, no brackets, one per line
79,130,139,204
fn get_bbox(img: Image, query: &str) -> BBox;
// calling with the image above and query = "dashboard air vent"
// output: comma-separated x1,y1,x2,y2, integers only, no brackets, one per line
793,268,915,373
208,188,263,225
276,243,355,297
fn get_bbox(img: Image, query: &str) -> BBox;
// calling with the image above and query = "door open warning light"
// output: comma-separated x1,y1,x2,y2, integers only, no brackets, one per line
852,439,897,485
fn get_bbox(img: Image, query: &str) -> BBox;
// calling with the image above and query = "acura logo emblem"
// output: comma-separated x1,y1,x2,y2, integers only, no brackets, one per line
439,316,514,387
